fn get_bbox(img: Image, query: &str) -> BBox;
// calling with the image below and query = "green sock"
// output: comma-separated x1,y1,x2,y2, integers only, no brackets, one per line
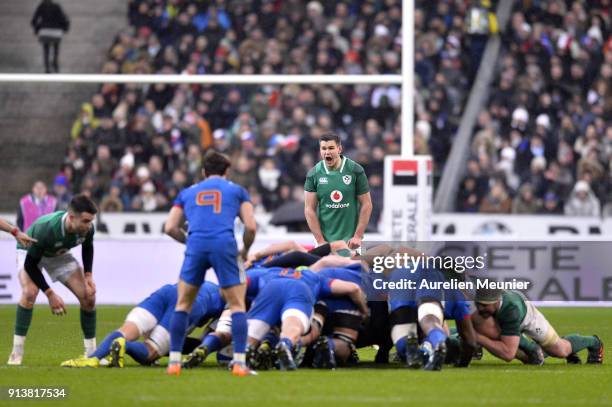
519,335,540,354
563,334,599,353
336,248,352,257
15,305,33,336
80,309,97,339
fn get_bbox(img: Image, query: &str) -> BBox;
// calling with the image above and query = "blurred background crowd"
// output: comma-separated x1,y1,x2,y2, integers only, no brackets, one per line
41,0,610,228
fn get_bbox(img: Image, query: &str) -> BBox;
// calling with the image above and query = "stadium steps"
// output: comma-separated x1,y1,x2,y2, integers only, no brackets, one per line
0,0,126,211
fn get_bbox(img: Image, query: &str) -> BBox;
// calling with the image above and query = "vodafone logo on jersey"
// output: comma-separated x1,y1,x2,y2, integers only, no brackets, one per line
330,190,343,202
326,190,350,209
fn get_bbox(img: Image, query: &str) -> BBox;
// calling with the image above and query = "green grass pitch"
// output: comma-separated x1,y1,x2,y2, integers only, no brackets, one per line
0,305,611,406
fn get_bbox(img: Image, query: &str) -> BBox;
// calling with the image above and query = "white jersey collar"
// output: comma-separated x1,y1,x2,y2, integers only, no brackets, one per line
324,156,346,174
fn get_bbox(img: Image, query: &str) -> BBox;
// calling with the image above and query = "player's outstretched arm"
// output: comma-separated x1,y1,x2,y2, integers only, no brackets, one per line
0,217,37,247
164,206,187,244
477,333,520,362
329,280,369,318
348,192,372,249
249,241,304,262
304,191,325,245
239,201,257,259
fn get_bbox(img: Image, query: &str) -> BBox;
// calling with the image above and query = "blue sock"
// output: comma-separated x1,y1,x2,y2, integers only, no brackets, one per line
125,341,149,365
90,331,123,359
280,337,294,350
326,336,336,353
231,312,247,354
169,311,189,353
395,336,407,359
202,334,222,353
426,328,447,348
262,331,279,347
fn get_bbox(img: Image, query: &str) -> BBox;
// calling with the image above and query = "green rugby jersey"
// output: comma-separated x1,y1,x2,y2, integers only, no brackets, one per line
304,156,369,242
495,290,528,336
17,211,94,258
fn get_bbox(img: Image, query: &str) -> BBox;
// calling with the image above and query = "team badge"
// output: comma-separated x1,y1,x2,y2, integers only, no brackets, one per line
342,175,352,185
330,190,343,203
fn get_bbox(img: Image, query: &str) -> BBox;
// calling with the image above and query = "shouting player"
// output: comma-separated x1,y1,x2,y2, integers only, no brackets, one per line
8,195,98,365
304,133,372,249
165,150,257,377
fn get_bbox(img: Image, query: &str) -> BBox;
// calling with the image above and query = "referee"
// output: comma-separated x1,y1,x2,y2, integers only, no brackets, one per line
304,133,372,249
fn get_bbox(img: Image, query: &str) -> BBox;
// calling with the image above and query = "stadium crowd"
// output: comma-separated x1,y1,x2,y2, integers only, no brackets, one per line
51,0,610,220
457,0,611,216
53,0,481,227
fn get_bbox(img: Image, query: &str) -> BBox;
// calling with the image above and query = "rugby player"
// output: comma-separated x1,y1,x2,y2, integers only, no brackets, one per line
8,195,98,366
304,133,372,249
61,281,224,367
473,288,604,364
165,150,257,377
246,267,368,370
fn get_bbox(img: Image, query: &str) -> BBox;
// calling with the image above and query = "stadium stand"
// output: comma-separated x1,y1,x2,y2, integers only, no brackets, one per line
457,1,611,215
57,0,476,225
54,0,610,221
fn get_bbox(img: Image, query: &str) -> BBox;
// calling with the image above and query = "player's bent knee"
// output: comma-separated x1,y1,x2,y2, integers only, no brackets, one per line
148,326,170,356
281,309,310,334
391,323,417,344
79,295,96,311
247,319,271,341
125,307,158,337
21,287,39,307
418,302,443,324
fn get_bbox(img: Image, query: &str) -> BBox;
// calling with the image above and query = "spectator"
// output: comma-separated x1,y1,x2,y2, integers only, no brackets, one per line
480,181,512,214
457,176,482,213
31,0,69,73
564,181,601,217
17,180,57,231
52,174,72,211
538,191,563,215
512,183,541,214
99,183,124,213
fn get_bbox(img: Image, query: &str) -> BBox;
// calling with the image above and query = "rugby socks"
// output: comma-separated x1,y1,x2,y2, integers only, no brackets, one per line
12,306,33,356
563,334,600,353
327,336,336,353
126,341,149,365
15,305,33,336
231,312,248,364
395,337,407,359
280,337,294,350
262,331,279,347
91,330,123,359
80,308,97,339
202,334,222,353
425,328,447,349
336,248,352,257
169,311,189,364
519,335,540,354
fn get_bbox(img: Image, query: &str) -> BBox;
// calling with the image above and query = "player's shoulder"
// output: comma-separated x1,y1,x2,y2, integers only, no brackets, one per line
30,211,64,233
306,161,324,178
344,156,365,174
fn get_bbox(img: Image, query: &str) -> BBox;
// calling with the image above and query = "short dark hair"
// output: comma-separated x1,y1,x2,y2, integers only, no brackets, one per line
203,150,231,177
319,133,341,145
69,194,98,215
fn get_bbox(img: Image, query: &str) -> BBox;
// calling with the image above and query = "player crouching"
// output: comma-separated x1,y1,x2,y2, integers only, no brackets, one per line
473,288,604,365
61,282,224,368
